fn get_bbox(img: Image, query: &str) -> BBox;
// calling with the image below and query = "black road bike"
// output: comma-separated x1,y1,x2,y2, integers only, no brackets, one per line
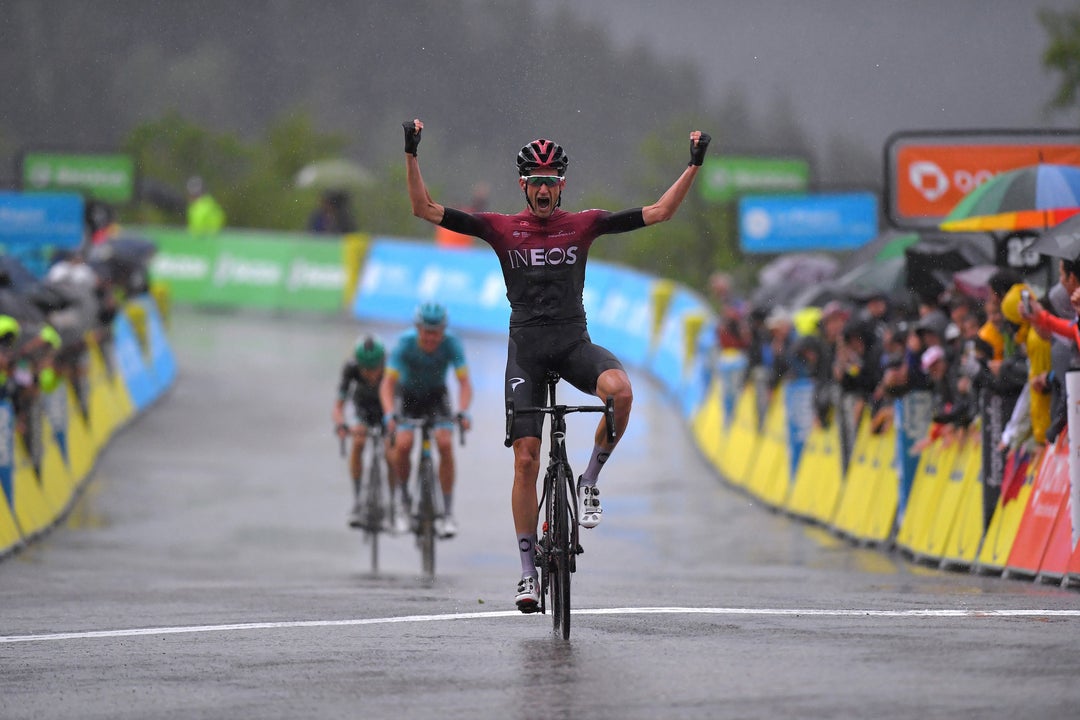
505,371,615,639
394,413,466,579
340,422,390,572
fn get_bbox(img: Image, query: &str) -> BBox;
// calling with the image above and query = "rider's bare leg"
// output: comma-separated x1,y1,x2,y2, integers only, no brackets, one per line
512,436,542,575
581,368,633,484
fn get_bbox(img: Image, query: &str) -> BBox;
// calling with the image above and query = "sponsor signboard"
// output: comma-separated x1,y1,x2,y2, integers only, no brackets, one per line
738,192,878,253
885,130,1080,229
20,152,136,204
699,156,809,203
0,191,84,277
142,227,348,311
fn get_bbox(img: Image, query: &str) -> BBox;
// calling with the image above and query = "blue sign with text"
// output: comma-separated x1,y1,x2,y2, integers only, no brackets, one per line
738,193,878,253
0,191,84,277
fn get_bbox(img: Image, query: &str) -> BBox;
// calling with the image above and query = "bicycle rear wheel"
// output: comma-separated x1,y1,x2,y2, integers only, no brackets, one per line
417,456,437,578
550,462,572,639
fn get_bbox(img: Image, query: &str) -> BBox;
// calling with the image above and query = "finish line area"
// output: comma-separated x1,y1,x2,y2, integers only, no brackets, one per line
5,606,1079,644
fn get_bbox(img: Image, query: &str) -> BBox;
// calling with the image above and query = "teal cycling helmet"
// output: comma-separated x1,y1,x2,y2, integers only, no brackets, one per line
414,302,448,328
353,335,385,369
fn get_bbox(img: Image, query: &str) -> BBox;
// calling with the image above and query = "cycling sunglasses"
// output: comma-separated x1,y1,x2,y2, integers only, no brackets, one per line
521,175,565,187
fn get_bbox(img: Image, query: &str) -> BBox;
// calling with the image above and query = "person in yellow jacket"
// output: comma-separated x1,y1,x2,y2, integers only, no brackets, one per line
186,176,226,235
1000,283,1052,445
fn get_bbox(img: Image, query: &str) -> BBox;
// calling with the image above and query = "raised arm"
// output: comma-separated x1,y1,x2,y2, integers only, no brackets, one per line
642,130,710,226
403,119,446,225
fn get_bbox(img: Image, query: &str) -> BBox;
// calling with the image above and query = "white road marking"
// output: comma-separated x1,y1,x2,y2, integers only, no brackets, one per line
2,606,1077,644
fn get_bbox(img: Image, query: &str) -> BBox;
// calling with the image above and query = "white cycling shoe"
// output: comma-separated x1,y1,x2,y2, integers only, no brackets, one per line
515,574,540,613
577,480,602,529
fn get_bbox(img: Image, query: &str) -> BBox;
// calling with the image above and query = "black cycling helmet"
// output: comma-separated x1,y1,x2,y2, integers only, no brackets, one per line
516,139,569,177
353,335,385,369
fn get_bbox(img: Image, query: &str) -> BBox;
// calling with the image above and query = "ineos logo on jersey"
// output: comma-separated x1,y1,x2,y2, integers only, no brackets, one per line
507,246,578,269
509,377,525,391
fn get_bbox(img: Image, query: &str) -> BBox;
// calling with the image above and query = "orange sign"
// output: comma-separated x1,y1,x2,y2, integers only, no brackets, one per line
895,144,1080,222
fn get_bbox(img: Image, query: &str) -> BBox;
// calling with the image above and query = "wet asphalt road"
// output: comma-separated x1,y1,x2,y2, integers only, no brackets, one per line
1,308,1078,720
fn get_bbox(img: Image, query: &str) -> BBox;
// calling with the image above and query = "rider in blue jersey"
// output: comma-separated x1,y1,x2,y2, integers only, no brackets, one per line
380,302,473,538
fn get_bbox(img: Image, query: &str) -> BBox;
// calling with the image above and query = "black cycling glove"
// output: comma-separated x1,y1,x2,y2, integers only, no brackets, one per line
688,132,711,166
403,121,422,156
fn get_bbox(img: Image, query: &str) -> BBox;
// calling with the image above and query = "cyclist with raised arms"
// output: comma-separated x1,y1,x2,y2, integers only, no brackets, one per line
380,302,473,539
332,335,394,530
402,118,710,611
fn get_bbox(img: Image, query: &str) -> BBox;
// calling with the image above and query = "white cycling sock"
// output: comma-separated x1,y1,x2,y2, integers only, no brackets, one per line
580,444,610,486
517,533,538,576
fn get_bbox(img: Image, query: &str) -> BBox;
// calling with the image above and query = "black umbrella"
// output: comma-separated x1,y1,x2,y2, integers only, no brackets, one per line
1030,213,1080,260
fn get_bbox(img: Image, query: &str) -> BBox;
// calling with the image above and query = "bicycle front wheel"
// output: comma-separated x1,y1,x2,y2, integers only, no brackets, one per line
551,462,573,639
366,450,383,573
417,456,437,579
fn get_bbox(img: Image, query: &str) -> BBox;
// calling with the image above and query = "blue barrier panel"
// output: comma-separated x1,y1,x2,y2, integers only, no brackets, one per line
717,352,748,428
582,263,655,368
113,312,158,411
648,287,711,397
895,390,933,519
785,378,815,477
0,400,14,509
353,239,509,332
143,298,177,391
42,387,68,465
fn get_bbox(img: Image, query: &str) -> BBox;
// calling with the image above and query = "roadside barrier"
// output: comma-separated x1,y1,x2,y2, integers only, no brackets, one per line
0,296,176,557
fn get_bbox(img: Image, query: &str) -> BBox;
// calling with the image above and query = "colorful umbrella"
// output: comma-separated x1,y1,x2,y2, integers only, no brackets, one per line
940,163,1080,232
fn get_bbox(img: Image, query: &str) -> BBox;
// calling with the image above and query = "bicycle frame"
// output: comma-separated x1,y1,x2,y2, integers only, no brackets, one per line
505,371,615,639
395,414,464,579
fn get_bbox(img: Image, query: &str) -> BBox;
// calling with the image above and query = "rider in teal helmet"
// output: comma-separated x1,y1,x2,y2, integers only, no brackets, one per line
414,302,448,328
381,301,472,540
333,334,392,530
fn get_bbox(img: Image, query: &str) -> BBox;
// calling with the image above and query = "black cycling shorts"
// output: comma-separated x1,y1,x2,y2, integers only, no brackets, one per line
504,323,623,442
396,387,452,426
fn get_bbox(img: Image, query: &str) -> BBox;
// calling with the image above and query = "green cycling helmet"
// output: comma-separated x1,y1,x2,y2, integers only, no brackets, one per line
354,335,385,369
414,302,447,328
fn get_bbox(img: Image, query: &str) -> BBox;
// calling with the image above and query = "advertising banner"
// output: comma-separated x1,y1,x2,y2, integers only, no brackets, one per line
21,152,136,204
144,227,348,312
699,156,809,203
0,191,84,277
0,400,12,510
738,192,878,253
582,262,655,368
885,131,1080,228
353,239,509,332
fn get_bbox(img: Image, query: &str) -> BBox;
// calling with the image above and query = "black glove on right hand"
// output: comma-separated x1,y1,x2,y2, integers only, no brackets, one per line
403,120,422,156
689,132,711,166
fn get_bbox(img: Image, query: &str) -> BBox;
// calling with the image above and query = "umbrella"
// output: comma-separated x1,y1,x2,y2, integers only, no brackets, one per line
940,163,1080,232
951,264,999,302
1029,212,1080,260
294,158,373,190
757,253,838,288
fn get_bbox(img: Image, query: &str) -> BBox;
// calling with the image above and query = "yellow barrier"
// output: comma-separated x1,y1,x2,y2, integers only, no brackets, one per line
897,435,961,559
650,280,675,350
832,414,874,536
718,385,759,488
976,446,1042,573
12,435,54,539
936,431,985,568
786,420,845,524
858,422,901,543
691,376,726,469
745,390,792,508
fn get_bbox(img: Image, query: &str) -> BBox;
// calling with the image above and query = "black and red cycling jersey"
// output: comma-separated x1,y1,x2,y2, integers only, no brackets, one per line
440,207,645,328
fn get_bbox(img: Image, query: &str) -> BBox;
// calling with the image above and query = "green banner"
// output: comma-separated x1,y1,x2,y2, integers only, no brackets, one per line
141,227,350,312
21,152,135,204
699,156,809,203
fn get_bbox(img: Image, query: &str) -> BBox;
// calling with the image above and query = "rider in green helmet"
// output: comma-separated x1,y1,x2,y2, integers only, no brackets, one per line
333,334,394,530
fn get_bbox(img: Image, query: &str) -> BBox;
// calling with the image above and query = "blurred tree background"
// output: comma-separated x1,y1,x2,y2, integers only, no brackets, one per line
4,0,1076,291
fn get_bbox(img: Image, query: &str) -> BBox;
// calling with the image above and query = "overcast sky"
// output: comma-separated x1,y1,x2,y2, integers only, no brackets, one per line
552,0,1080,158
